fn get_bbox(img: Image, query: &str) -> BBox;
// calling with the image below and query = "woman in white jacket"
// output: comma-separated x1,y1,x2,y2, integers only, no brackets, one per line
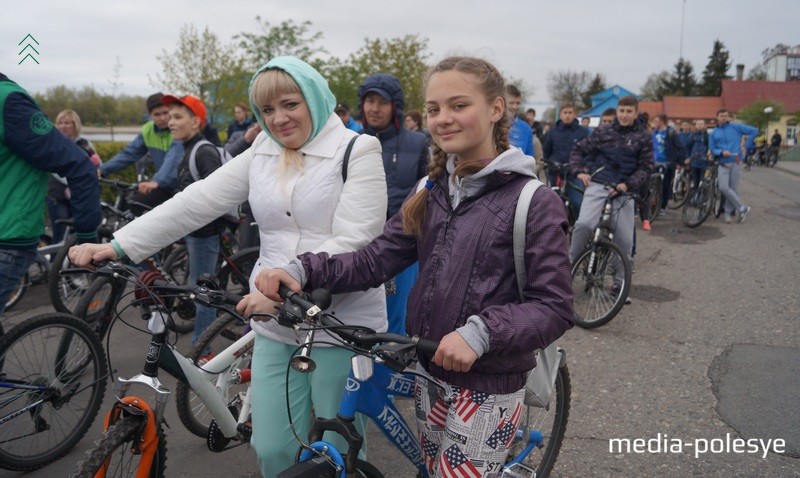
70,56,388,475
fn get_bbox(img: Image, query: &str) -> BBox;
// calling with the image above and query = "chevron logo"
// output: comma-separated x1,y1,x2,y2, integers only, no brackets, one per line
18,34,40,65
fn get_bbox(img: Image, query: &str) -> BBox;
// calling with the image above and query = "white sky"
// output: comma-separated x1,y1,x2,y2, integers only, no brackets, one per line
2,0,797,111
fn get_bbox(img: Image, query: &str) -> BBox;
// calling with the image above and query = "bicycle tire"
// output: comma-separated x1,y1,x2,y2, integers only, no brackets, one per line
507,364,571,478
668,171,689,209
73,276,125,340
69,415,166,478
215,247,258,341
175,314,251,438
0,313,107,471
681,184,714,228
646,178,663,222
570,241,631,328
3,272,29,312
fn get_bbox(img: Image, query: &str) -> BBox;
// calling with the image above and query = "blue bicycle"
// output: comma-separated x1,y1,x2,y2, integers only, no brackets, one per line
274,288,571,478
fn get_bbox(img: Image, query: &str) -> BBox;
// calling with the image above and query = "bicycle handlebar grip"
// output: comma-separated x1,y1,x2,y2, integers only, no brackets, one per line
220,290,244,307
415,337,439,356
278,284,316,311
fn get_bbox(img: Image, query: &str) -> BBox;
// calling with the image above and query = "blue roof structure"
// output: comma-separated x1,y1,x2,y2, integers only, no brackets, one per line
581,85,639,117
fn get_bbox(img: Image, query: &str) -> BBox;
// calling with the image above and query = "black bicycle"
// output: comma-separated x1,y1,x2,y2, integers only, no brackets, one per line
571,182,635,328
0,313,108,471
681,160,721,228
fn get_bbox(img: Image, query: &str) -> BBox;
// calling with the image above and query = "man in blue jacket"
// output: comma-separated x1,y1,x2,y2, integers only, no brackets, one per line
0,73,101,316
709,109,758,223
506,85,534,157
651,114,686,213
358,73,429,335
98,93,183,214
544,102,590,216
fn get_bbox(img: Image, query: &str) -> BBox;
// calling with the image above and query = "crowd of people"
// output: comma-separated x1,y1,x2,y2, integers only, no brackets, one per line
0,53,768,476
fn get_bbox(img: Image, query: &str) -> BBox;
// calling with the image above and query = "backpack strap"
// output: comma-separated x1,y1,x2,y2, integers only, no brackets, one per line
513,178,544,300
188,139,215,181
341,135,359,182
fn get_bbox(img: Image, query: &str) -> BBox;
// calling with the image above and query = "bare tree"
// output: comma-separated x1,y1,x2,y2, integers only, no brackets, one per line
546,70,592,110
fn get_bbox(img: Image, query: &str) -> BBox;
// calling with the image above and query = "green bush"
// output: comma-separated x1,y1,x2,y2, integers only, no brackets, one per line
94,141,141,203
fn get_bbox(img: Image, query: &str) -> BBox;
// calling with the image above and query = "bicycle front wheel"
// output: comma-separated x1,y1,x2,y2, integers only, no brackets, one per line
49,234,93,314
646,179,663,222
570,241,631,328
175,314,252,438
70,415,166,478
506,365,570,478
681,184,713,228
668,172,689,209
0,313,108,471
3,272,29,312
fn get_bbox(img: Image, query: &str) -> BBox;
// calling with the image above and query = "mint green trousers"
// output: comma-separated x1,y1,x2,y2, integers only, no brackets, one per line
250,335,367,477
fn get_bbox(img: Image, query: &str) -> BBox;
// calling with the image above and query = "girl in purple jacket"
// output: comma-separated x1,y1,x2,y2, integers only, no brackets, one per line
257,56,573,477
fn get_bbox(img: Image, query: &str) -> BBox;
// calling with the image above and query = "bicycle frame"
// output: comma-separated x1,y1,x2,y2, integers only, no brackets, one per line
110,308,254,443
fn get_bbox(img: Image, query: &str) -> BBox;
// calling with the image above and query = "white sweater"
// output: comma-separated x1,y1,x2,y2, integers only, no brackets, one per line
114,114,389,344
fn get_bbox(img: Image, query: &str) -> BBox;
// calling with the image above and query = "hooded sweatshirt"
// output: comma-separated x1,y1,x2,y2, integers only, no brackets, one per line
290,147,574,393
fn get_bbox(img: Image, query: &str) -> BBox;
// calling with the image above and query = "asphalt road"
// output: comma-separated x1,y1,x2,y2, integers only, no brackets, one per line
1,164,798,478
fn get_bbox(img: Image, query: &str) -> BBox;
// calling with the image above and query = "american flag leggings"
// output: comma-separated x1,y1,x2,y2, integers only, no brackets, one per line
414,376,526,478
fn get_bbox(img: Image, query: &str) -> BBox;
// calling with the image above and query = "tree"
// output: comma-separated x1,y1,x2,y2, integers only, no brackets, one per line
151,24,242,127
639,70,670,101
736,100,786,132
546,70,592,110
698,40,732,96
581,73,607,110
106,56,123,140
235,18,327,72
341,35,431,113
662,58,698,97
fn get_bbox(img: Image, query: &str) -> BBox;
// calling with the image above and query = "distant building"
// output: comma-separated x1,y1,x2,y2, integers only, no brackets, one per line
765,44,800,82
581,85,638,126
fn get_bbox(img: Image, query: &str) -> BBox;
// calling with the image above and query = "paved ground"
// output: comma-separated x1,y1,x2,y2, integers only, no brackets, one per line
2,163,799,477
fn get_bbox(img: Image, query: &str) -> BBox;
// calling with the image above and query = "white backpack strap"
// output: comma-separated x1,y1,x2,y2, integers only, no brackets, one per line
513,178,544,299
188,139,213,181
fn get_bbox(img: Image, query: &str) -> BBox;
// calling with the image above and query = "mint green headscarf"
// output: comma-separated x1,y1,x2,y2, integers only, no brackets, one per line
248,56,336,148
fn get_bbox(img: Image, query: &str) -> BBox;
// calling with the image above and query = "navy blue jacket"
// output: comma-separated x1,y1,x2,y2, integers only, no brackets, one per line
687,130,709,169
543,120,590,164
359,74,429,217
569,118,653,191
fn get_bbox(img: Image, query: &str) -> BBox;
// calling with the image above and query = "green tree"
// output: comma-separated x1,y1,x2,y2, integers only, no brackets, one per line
546,70,592,110
343,35,431,113
698,40,732,96
747,64,767,81
151,23,242,127
662,58,698,96
737,100,786,132
235,18,327,72
639,70,670,101
581,73,607,110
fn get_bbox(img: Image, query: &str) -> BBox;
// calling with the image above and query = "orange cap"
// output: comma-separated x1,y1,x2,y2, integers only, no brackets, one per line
163,94,207,127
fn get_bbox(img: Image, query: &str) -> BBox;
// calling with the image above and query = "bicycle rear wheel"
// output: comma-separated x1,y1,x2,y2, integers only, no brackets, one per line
681,184,713,228
506,364,570,478
175,314,252,438
0,313,107,471
570,241,631,328
69,415,166,478
49,234,97,314
215,247,258,340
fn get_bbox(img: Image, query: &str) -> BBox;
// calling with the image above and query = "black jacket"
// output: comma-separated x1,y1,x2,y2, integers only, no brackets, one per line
179,133,226,237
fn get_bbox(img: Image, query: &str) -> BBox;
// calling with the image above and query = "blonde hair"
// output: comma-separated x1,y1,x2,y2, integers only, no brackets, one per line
250,69,305,181
55,109,83,138
401,56,511,236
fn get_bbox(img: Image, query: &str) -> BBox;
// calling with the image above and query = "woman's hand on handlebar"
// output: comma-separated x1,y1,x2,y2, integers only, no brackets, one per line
69,243,118,268
255,268,302,302
432,331,478,373
235,291,279,322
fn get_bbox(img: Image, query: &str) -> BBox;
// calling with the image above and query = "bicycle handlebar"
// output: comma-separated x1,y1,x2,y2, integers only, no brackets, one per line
99,177,137,190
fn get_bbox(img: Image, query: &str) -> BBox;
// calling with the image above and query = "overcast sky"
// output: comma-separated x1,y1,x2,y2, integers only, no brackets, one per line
2,0,798,112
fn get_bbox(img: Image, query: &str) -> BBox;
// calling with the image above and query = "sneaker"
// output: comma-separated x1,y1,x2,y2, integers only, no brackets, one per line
197,350,215,366
724,215,732,224
642,220,651,231
611,286,632,305
737,206,750,223
658,209,667,216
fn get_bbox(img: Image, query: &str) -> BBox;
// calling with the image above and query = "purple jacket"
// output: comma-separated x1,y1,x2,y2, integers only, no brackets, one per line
298,167,573,394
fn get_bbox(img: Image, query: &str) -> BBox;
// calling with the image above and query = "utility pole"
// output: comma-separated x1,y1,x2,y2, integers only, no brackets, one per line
679,0,687,59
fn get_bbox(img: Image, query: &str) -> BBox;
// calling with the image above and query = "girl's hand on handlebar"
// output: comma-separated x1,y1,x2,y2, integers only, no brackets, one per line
69,243,118,268
255,268,301,302
432,331,478,373
235,291,279,322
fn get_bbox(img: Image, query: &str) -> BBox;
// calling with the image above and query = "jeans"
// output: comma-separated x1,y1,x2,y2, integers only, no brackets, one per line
660,165,674,209
185,234,220,349
0,248,37,316
565,177,585,219
718,163,745,214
